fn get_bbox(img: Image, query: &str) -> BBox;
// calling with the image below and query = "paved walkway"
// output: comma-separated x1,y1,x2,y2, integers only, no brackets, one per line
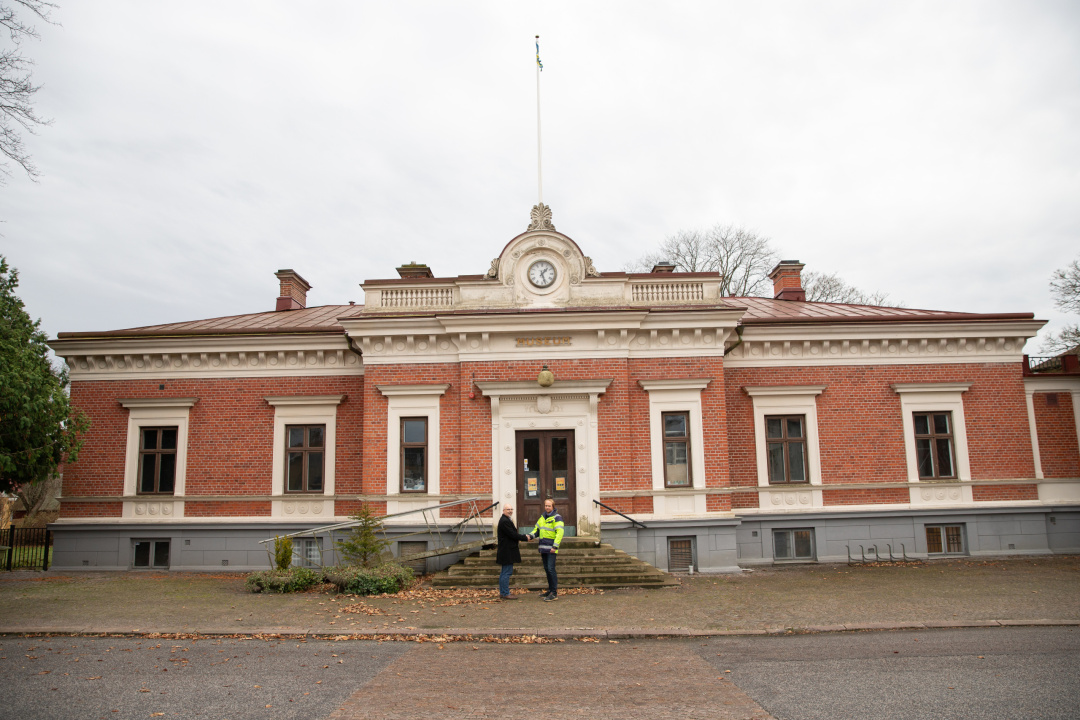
328,642,775,720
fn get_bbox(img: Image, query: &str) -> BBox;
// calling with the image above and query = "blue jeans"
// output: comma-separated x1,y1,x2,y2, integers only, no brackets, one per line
541,552,557,595
499,563,514,597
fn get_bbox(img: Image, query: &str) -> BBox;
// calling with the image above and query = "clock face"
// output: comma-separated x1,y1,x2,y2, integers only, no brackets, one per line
528,259,557,288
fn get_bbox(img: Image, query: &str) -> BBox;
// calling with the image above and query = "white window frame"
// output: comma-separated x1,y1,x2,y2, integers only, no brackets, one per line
744,386,825,488
120,398,197,498
892,383,972,483
376,384,449,499
639,379,710,493
266,395,344,497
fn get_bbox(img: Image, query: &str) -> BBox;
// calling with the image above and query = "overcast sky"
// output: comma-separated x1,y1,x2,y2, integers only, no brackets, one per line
2,1,1078,353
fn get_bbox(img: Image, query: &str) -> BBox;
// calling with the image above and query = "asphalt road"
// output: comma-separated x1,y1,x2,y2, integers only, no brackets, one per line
0,627,1076,719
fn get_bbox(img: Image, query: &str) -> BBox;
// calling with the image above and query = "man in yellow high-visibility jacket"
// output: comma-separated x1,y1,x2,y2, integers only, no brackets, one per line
529,498,564,601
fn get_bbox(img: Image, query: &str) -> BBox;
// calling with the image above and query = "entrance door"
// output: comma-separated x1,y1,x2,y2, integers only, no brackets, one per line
516,430,576,536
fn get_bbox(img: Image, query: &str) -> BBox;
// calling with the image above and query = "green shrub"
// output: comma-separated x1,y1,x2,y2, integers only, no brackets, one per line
335,503,391,568
322,563,414,596
245,566,320,593
273,535,294,571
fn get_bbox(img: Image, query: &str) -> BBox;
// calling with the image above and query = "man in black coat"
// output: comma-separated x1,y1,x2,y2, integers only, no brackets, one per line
496,504,532,599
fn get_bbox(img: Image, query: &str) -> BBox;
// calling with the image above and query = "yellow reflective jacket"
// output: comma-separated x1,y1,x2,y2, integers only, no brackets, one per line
530,511,564,554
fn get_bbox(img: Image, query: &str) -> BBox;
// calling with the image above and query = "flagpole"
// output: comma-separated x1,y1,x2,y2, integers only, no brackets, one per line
535,35,543,205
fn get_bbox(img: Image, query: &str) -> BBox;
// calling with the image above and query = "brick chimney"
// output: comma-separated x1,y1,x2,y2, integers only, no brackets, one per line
768,260,805,301
275,269,311,311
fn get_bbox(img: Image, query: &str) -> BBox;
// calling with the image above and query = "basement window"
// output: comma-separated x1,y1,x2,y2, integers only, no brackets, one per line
133,540,170,569
925,524,965,555
668,537,696,573
293,537,322,568
773,529,815,561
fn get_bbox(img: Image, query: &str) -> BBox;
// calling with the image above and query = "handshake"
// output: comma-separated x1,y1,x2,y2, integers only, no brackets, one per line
525,534,534,541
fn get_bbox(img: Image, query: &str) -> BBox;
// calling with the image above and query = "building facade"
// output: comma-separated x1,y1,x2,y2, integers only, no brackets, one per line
48,208,1080,572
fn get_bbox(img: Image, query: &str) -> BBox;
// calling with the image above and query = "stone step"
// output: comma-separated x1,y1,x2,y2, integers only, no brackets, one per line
431,538,678,590
448,562,648,577
464,553,631,565
430,572,679,589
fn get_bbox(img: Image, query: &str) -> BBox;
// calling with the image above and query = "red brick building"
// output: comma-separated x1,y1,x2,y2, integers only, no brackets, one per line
48,208,1080,571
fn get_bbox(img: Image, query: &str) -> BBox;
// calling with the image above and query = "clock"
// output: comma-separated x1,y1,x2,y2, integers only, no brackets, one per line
528,259,557,288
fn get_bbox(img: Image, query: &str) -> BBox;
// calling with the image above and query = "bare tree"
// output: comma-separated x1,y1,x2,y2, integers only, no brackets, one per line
0,0,56,182
1041,256,1080,355
803,271,896,306
627,224,780,296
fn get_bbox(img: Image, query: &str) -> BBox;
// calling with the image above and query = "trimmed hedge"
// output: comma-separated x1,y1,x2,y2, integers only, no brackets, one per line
323,563,415,595
245,566,321,594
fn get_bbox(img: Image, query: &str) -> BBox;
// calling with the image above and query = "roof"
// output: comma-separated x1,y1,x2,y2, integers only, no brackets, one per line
54,305,364,339
53,298,1035,340
730,297,1035,325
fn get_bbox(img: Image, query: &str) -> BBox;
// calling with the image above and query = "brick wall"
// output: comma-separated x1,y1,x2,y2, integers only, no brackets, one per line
185,500,272,516
1032,392,1080,478
971,484,1039,502
63,376,363,519
725,363,1035,488
822,487,910,505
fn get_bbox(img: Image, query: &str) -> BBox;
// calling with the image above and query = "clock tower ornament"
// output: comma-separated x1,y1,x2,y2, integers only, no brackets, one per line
527,203,556,232
528,259,557,288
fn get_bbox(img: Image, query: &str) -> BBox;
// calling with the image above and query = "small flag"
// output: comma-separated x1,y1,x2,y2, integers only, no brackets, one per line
536,36,543,71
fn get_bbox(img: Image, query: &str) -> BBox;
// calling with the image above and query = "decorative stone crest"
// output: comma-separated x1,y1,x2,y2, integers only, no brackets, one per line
583,257,601,278
536,395,552,414
527,203,556,231
485,257,500,279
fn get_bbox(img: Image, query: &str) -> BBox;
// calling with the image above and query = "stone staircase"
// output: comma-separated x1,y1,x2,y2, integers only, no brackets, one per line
431,537,679,589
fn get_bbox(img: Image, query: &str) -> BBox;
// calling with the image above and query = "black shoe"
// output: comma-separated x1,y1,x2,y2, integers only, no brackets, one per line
538,591,550,598
543,593,558,601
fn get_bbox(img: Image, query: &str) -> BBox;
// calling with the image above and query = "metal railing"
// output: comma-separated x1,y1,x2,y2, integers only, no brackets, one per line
592,499,648,529
1023,354,1080,376
259,497,498,569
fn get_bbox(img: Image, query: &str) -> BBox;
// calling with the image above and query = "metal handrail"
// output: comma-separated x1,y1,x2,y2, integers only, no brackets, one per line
258,496,499,568
592,498,647,529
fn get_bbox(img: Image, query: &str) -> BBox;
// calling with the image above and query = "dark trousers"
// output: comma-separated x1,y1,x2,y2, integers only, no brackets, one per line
541,552,557,595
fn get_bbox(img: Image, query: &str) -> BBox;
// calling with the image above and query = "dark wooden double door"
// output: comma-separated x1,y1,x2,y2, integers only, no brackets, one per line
515,430,576,534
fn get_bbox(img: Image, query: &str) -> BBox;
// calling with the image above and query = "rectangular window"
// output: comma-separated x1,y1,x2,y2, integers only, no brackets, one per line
293,537,322,568
913,412,955,479
133,540,170,568
773,529,815,561
401,417,428,493
662,411,691,487
286,425,325,493
765,415,808,484
667,537,695,572
138,427,178,494
926,524,965,555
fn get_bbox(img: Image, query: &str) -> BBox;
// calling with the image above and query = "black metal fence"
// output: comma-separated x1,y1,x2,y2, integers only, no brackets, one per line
0,527,53,571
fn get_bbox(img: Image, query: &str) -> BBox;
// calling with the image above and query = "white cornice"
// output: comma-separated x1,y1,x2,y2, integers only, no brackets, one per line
744,385,826,397
119,397,199,408
476,379,612,397
638,378,712,391
376,384,451,397
265,395,346,406
1024,376,1080,393
345,309,739,365
892,382,972,394
725,320,1043,368
52,333,362,380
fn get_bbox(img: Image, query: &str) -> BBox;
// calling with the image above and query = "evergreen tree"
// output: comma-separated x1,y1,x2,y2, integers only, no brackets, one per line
0,255,89,493
335,503,390,568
